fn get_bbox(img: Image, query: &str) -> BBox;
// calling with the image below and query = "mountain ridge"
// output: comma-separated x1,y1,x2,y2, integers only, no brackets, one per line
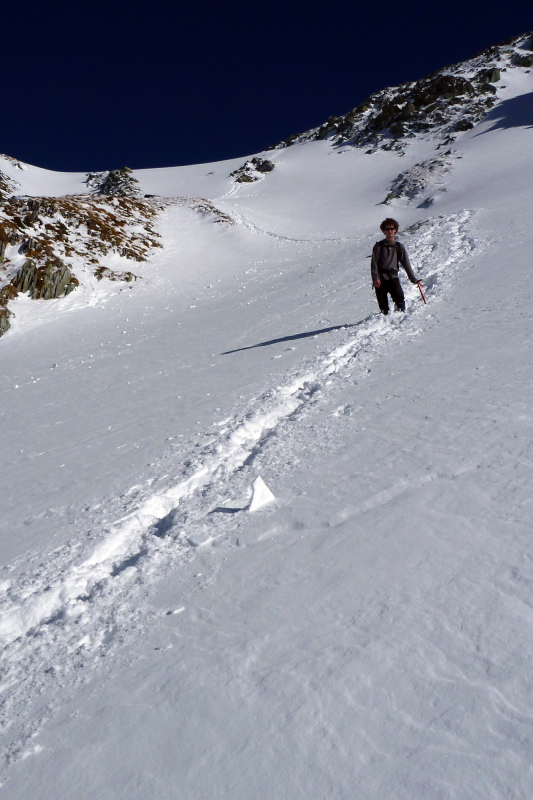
270,30,532,153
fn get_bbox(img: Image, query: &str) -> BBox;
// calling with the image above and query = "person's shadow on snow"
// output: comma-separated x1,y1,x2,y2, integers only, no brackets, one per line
221,323,358,355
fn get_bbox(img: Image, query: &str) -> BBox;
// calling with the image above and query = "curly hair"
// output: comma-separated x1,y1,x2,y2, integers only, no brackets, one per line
380,218,399,232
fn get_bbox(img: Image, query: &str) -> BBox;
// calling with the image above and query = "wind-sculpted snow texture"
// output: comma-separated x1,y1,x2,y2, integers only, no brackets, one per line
1,35,533,800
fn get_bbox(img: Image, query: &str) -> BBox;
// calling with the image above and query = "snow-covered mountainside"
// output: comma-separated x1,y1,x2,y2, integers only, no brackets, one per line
272,30,533,152
1,32,533,800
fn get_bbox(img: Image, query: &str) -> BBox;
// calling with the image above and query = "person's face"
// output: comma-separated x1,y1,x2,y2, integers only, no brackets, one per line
383,225,397,241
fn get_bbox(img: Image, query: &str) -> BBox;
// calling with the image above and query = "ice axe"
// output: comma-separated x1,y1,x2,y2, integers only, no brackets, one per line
417,282,427,304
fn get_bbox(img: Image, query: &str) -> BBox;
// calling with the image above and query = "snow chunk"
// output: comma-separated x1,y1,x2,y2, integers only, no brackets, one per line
248,476,276,512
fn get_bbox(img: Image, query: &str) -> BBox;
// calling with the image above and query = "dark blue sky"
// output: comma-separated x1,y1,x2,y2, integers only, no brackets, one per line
2,1,530,172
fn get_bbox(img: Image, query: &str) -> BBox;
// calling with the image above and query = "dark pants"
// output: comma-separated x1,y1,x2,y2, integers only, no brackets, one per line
375,277,405,315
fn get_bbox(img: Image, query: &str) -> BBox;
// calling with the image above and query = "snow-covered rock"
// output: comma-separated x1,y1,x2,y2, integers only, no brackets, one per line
84,166,140,197
230,156,275,183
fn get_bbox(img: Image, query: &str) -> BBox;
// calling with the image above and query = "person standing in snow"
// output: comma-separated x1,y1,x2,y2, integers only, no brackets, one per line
371,218,422,315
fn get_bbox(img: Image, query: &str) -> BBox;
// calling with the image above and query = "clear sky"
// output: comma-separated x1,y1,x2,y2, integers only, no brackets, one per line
2,0,530,172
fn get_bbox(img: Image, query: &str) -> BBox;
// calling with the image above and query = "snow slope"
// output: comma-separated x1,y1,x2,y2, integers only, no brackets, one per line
1,62,533,799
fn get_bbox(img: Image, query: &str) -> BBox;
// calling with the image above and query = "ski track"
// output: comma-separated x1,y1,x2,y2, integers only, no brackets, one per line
0,209,481,768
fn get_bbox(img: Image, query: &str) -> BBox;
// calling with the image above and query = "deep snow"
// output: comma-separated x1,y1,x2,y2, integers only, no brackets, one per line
0,66,532,799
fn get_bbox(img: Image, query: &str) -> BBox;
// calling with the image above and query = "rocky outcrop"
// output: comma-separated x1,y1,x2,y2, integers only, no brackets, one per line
0,256,78,337
2,194,161,265
94,266,139,282
0,284,16,335
0,170,20,200
0,193,163,337
270,31,532,152
513,53,533,67
0,305,12,335
0,161,239,339
84,166,140,196
230,157,275,183
11,258,79,299
383,150,460,206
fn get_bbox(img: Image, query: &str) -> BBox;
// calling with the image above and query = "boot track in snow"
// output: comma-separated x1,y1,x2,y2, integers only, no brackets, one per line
0,208,481,770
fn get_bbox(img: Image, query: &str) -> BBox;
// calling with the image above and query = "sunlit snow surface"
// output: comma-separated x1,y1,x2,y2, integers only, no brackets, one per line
1,72,533,798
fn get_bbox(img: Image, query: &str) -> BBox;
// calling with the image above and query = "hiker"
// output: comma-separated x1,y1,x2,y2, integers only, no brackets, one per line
371,218,422,314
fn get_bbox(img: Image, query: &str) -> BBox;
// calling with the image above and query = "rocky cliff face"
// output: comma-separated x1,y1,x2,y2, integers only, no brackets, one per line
271,32,532,153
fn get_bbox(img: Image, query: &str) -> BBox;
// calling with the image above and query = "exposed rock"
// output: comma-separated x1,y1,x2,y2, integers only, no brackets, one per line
390,122,405,139
11,258,79,300
476,67,501,83
168,197,234,224
24,199,40,225
383,151,459,205
0,307,12,335
85,166,140,197
235,173,256,183
94,266,139,282
230,157,275,183
454,119,474,131
0,154,25,170
0,284,16,335
253,158,275,173
399,101,416,120
0,170,20,200
0,212,23,264
513,53,533,68
0,194,163,337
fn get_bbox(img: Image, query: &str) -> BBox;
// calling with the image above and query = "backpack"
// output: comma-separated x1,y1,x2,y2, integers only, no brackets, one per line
376,240,401,257
375,240,401,274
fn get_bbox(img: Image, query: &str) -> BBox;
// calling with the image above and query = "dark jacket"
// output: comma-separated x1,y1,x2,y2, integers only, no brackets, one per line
371,239,418,284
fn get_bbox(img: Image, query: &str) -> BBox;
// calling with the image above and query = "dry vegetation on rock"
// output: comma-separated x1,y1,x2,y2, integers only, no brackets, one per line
0,194,163,336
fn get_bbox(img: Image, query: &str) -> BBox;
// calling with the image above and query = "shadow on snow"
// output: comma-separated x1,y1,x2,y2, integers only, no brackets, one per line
473,91,533,136
221,323,358,355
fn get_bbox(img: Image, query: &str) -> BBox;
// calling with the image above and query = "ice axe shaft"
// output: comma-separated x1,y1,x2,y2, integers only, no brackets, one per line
418,283,427,304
